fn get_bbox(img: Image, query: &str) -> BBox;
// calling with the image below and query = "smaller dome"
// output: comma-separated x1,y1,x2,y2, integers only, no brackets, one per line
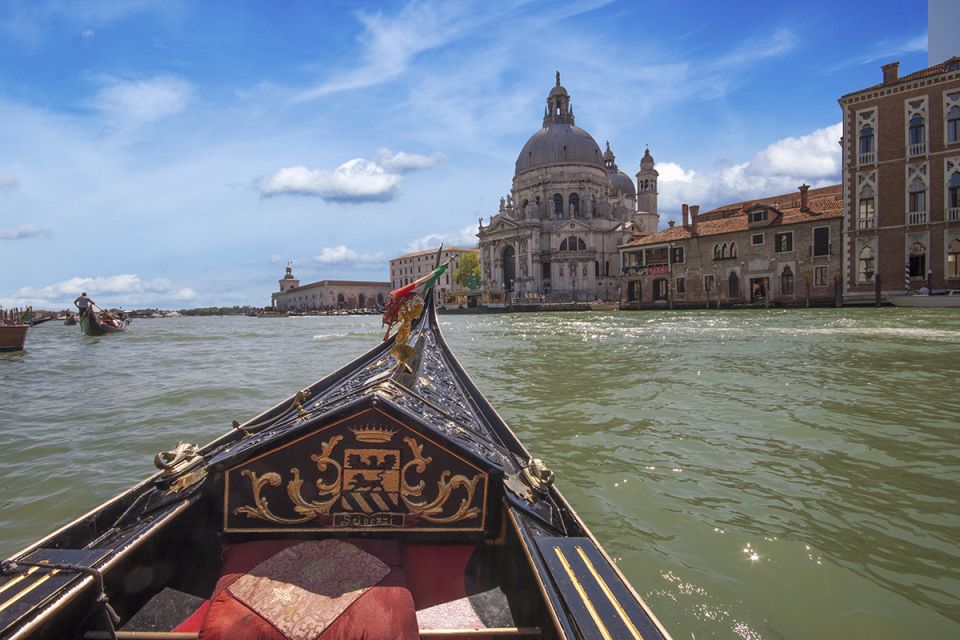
603,141,615,162
609,170,636,198
641,147,655,167
549,70,568,97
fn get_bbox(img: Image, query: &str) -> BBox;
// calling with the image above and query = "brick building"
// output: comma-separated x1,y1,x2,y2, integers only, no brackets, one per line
618,185,844,308
840,57,960,302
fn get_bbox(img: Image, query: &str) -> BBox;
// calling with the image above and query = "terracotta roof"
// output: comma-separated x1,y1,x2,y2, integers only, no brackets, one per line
840,57,960,99
391,246,479,260
621,184,843,248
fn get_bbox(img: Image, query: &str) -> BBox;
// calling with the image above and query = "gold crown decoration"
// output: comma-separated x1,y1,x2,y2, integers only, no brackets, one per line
350,425,397,443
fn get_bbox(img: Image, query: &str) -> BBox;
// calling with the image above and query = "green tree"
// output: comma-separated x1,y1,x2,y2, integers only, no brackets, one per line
454,253,481,290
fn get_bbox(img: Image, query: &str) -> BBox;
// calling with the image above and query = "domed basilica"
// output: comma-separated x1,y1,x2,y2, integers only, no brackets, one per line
478,73,660,301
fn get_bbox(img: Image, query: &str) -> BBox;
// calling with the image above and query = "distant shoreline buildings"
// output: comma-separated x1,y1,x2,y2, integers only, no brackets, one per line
270,58,960,311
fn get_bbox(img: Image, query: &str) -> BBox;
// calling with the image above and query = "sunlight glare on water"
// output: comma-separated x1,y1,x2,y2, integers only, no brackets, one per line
1,309,958,639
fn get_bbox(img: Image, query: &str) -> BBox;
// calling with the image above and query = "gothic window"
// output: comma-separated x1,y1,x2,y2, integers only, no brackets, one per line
908,114,925,150
859,125,874,158
730,243,737,258
948,239,960,279
949,106,960,145
858,185,876,229
781,266,794,296
721,243,728,258
949,171,960,214
858,245,875,282
909,242,926,278
728,272,740,298
569,193,581,218
713,244,721,259
909,178,926,215
553,194,564,219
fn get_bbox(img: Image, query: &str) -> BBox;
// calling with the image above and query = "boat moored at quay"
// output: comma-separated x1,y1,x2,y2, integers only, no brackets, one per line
0,266,672,640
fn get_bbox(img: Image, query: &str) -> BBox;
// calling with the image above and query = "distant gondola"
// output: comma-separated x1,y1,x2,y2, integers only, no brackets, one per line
78,309,129,336
1,256,673,640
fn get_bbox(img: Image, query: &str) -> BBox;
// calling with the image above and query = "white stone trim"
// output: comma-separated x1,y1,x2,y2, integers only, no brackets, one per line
856,107,877,166
905,162,929,225
856,170,878,229
946,156,960,222
905,96,928,158
943,88,960,146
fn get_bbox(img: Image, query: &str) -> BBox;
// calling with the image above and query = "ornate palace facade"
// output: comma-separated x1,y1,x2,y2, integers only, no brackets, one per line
477,74,659,301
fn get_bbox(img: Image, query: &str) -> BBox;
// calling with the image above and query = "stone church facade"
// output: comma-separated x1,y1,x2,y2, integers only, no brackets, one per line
477,73,659,301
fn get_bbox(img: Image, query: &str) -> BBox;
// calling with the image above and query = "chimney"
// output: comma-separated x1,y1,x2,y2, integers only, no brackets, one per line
799,184,810,211
690,205,699,231
882,61,899,84
682,203,689,227
668,220,675,228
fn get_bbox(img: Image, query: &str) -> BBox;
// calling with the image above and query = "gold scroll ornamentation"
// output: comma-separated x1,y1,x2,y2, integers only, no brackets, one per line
399,437,483,523
233,435,343,523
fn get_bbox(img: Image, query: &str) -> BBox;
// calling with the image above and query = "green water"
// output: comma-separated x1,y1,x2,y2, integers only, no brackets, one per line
1,310,958,639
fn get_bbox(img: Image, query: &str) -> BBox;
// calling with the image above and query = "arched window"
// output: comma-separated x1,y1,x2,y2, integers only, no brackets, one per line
909,178,926,217
728,272,740,298
553,194,564,219
948,172,960,213
909,241,926,278
858,184,876,229
591,195,598,217
859,125,874,157
909,114,925,147
858,246,875,282
948,106,960,144
569,193,580,218
781,266,794,295
721,243,728,259
337,293,345,305
713,244,721,260
559,238,568,251
577,237,586,250
521,199,528,218
948,238,960,279
730,243,737,258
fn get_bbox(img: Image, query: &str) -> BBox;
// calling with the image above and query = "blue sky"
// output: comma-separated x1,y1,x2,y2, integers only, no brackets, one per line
0,0,930,309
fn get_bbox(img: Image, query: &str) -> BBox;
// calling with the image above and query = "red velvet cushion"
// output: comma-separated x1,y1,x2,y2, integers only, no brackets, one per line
199,540,418,640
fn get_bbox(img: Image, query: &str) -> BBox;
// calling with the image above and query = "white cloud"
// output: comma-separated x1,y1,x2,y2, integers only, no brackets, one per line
0,176,19,192
656,122,842,216
314,245,386,266
81,29,94,39
375,148,445,173
92,75,191,130
261,160,402,203
0,224,49,240
835,34,928,69
9,273,196,309
406,223,479,252
261,149,443,203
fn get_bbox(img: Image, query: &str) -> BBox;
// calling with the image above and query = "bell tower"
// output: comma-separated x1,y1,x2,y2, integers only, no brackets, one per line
279,262,300,293
634,147,660,232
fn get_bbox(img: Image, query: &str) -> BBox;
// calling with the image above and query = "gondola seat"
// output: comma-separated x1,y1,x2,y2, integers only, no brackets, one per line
198,539,418,640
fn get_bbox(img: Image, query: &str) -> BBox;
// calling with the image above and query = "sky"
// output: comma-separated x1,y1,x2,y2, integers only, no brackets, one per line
0,0,932,309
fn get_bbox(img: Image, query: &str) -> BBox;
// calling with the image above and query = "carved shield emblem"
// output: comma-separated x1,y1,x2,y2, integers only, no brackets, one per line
341,448,400,513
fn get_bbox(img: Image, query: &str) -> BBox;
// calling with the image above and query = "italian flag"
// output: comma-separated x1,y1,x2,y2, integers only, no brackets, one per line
381,262,449,332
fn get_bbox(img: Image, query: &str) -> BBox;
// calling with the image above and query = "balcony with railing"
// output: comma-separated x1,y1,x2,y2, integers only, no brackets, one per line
948,207,960,222
907,210,928,225
858,152,875,165
908,142,927,157
856,216,875,229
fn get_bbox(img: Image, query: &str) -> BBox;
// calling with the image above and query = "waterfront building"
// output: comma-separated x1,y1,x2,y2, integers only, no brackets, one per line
389,247,479,305
619,185,844,308
839,58,960,302
477,73,659,302
270,264,389,311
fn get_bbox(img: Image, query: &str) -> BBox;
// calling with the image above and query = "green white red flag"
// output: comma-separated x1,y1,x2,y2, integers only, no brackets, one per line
381,262,449,335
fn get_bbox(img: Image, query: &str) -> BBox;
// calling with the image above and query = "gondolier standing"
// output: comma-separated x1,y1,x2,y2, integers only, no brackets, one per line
74,292,95,316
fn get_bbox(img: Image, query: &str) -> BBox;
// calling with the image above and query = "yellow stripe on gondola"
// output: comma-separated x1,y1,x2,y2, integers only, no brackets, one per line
0,569,60,614
575,545,645,640
553,546,612,640
0,567,39,596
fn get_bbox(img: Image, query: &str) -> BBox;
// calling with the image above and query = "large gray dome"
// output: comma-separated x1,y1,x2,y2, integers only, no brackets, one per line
609,170,636,198
515,123,604,174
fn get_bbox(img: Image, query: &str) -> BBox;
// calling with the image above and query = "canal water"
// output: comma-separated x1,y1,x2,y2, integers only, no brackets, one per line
1,310,958,639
